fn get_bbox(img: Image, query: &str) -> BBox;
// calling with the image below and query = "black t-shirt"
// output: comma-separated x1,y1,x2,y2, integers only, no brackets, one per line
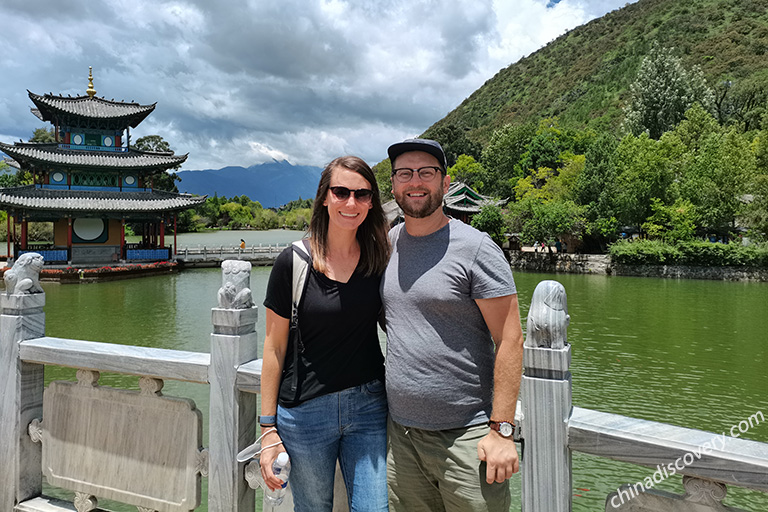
264,245,385,407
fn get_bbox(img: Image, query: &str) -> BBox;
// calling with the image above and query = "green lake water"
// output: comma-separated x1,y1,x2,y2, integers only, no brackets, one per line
37,230,768,511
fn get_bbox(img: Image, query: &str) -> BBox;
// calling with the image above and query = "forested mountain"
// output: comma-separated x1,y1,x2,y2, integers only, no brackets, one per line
425,0,768,145
387,0,768,254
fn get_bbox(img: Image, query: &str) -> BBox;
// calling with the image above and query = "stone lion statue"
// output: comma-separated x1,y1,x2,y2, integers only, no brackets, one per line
218,260,253,309
4,252,45,296
526,280,570,349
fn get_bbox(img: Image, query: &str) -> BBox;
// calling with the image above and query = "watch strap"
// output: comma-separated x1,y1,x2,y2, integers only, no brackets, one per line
259,414,277,426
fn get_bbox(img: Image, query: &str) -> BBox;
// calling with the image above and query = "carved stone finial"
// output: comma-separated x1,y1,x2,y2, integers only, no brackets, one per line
139,377,164,396
244,460,262,490
196,448,209,477
28,418,43,444
526,280,569,349
683,476,728,505
4,252,44,296
218,260,253,309
74,492,98,512
86,66,97,98
76,369,100,387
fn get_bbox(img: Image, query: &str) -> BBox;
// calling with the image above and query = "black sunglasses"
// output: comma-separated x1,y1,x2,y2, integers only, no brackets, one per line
329,186,374,203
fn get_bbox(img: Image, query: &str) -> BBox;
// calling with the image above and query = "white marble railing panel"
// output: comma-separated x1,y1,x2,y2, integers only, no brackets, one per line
40,376,203,511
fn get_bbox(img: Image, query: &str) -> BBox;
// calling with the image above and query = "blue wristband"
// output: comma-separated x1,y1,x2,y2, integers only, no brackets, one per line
259,415,276,426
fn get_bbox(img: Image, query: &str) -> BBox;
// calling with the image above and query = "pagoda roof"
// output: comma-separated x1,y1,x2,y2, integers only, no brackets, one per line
0,142,187,172
0,185,206,213
29,91,156,128
444,181,505,213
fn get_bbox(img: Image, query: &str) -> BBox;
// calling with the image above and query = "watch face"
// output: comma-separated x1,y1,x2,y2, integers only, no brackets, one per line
500,422,514,437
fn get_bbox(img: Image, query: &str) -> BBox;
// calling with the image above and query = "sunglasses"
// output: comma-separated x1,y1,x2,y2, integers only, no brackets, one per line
329,186,374,203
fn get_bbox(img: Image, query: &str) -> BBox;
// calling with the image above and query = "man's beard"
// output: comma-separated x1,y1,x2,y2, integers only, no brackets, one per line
394,187,444,219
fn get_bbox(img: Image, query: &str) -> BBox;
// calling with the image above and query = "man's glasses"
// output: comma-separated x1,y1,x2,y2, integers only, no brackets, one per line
391,166,443,183
329,186,374,204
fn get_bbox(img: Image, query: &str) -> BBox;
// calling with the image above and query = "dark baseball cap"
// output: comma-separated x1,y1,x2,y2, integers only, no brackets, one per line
388,138,447,170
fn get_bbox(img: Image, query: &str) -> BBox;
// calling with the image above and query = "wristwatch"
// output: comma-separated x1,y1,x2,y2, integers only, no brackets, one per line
488,420,515,438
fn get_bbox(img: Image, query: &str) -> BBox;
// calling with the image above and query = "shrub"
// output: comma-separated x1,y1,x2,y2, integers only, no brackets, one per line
609,239,681,264
610,239,768,266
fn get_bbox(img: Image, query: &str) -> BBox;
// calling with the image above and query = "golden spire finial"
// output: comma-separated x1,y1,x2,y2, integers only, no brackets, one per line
86,67,97,98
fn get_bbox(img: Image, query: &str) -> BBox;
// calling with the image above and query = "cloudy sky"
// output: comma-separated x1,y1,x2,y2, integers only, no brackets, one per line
0,0,635,171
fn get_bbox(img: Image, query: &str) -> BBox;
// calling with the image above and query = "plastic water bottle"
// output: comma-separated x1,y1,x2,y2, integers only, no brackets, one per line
264,452,291,506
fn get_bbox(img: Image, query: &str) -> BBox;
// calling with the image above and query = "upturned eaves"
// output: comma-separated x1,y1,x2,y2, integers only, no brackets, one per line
28,91,156,128
0,142,187,172
0,186,206,213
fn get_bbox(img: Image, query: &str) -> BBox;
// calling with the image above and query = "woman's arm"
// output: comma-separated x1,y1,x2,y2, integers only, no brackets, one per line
259,307,290,490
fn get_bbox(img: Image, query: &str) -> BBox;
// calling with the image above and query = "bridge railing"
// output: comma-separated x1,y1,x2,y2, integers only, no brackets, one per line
175,243,291,265
0,259,331,512
2,262,767,512
520,280,768,511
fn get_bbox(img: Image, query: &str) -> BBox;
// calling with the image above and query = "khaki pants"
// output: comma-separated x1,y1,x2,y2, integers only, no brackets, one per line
387,416,511,512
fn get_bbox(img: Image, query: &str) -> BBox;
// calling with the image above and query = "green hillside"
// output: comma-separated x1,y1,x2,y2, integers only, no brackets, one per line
425,0,768,144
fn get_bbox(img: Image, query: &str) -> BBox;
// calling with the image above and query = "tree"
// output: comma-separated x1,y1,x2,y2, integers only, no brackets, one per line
623,45,715,140
573,133,621,250
447,154,485,190
613,132,677,230
0,160,21,187
372,159,393,201
423,123,482,166
133,135,182,192
508,197,585,246
29,128,55,143
676,127,755,233
470,204,507,246
714,76,768,131
641,198,699,243
480,122,536,198
219,202,253,228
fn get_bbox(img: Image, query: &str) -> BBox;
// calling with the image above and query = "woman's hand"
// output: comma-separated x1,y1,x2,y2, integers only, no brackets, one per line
259,429,287,491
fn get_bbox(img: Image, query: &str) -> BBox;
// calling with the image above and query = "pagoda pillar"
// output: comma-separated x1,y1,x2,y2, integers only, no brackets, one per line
67,218,72,262
120,218,126,261
159,218,165,249
6,213,10,259
173,214,177,256
20,217,27,251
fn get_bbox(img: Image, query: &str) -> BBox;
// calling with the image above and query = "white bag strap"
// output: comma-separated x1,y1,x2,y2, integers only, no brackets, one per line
291,240,311,322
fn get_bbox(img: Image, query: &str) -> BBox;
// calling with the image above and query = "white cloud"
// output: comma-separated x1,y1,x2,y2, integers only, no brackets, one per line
0,0,636,170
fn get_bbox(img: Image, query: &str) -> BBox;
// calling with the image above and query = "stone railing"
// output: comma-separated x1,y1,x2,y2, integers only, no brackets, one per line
2,255,766,511
0,256,322,512
174,243,290,267
521,280,768,511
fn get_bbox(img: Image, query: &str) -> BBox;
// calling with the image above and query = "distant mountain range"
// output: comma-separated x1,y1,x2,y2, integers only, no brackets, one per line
176,160,322,208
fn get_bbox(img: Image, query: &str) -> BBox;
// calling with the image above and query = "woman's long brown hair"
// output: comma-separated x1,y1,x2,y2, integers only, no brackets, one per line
308,156,391,276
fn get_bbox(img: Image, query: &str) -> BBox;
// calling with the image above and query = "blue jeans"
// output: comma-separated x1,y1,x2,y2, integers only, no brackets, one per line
277,379,389,512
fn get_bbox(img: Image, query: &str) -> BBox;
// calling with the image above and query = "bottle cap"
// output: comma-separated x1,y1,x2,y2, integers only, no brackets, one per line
276,452,290,467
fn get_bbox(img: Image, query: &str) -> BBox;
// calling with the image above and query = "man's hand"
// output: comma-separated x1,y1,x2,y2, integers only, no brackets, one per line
477,430,520,484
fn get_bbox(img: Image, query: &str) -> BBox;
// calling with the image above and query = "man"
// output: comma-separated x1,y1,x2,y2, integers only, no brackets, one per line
381,138,524,512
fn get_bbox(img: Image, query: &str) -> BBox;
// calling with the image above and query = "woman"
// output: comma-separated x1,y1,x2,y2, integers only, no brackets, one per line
259,156,390,511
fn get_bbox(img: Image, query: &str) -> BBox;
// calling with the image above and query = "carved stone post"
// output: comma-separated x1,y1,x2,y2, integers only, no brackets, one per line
521,280,572,512
208,260,259,511
0,253,46,510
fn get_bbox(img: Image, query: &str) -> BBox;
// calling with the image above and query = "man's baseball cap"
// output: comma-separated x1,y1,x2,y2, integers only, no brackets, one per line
388,138,447,170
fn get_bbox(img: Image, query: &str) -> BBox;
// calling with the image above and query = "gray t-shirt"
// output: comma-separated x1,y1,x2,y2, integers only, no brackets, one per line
381,220,516,430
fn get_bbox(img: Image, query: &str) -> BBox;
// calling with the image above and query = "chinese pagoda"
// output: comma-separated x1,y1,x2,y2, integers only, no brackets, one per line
0,68,205,264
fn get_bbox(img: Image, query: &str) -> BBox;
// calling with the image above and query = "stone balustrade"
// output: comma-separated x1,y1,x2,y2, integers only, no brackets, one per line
1,255,767,512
